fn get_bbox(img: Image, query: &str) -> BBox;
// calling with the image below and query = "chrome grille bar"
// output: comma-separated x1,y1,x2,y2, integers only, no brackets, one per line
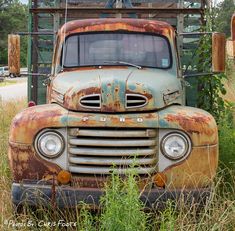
69,147,157,156
69,156,157,165
69,128,157,137
69,138,157,147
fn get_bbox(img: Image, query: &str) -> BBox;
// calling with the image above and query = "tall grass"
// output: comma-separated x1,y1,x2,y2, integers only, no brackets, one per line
219,125,235,169
0,98,26,229
0,99,234,230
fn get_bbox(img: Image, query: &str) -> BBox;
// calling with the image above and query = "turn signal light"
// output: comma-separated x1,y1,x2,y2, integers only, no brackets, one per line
57,170,71,184
153,173,167,187
28,101,36,107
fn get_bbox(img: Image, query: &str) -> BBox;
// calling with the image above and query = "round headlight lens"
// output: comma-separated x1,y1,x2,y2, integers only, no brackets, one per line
36,131,64,158
161,133,190,160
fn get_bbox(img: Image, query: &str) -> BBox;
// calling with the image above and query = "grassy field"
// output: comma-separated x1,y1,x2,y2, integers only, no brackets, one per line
0,80,17,87
0,99,234,230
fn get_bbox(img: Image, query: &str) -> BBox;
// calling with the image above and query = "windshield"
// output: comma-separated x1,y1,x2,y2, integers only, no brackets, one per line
62,33,172,69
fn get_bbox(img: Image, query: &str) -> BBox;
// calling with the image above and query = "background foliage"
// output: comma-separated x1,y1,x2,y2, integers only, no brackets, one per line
195,9,232,123
214,0,235,37
0,0,27,66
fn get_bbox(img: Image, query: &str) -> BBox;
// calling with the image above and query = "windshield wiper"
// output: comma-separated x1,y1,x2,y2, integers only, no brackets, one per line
103,61,142,69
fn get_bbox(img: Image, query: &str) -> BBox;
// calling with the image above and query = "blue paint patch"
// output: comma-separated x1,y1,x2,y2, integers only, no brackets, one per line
128,84,137,91
159,119,170,128
60,116,68,125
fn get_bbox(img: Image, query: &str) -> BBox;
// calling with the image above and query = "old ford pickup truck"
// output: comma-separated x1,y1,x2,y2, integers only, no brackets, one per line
8,1,225,209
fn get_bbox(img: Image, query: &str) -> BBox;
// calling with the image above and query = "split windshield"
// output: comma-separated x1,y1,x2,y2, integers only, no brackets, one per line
62,33,171,69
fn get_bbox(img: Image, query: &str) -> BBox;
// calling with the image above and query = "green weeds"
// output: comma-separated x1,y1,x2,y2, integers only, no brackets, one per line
99,171,149,231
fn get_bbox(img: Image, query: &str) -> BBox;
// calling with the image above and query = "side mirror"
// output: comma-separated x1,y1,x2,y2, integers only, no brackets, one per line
226,13,235,58
8,34,21,76
212,32,226,73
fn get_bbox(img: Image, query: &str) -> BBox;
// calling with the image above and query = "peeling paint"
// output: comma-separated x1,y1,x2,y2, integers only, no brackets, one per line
8,142,61,182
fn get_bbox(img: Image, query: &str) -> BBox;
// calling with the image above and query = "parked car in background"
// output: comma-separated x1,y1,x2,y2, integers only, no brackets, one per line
0,66,9,76
0,66,27,78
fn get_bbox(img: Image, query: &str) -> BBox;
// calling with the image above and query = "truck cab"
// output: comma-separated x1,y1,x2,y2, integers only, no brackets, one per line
8,17,223,208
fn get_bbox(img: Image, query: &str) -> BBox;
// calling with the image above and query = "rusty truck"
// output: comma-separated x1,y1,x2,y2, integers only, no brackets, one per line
8,0,226,209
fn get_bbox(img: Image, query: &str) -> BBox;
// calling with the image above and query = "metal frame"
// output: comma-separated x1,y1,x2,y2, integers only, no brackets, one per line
28,0,207,104
30,7,204,14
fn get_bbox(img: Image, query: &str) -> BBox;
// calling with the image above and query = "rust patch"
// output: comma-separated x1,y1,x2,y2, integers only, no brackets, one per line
9,104,68,144
8,142,61,182
59,19,174,40
159,106,218,146
165,113,213,135
165,112,216,135
72,176,106,189
102,104,121,112
71,176,152,190
64,86,101,111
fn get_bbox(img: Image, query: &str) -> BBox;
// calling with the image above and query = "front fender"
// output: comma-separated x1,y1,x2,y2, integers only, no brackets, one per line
158,105,218,146
8,104,67,182
158,106,218,188
9,104,68,144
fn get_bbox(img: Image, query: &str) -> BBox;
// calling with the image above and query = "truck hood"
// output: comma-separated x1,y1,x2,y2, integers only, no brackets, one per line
51,68,183,112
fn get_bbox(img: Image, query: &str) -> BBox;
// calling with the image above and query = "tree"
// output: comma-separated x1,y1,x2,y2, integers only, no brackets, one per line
0,0,27,65
214,0,235,37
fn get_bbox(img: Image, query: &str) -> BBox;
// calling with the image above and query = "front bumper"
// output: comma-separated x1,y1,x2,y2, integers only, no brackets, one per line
12,182,211,209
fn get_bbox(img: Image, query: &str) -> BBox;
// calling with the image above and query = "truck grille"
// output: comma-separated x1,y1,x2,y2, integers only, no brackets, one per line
68,128,158,175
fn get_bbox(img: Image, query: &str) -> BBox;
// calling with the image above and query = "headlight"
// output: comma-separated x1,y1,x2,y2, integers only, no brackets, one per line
161,133,191,160
35,131,65,158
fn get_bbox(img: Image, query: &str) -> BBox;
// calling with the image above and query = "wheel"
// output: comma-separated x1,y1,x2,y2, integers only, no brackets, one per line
9,73,16,78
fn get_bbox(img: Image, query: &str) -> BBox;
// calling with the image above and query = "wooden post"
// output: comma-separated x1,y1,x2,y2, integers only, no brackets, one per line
212,32,226,73
227,13,235,58
231,13,235,41
8,34,20,76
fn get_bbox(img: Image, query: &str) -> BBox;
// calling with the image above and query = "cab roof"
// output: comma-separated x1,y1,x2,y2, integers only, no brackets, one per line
59,18,175,40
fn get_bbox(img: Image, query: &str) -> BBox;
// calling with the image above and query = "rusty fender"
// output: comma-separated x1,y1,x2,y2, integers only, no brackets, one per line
8,142,61,182
8,104,67,182
158,105,218,189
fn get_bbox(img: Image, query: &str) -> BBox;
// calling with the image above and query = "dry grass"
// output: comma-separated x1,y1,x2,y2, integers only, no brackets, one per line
0,80,18,87
0,98,26,229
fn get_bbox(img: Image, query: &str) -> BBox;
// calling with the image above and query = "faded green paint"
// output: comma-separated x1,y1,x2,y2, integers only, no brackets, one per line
27,0,32,103
101,78,126,112
51,67,183,112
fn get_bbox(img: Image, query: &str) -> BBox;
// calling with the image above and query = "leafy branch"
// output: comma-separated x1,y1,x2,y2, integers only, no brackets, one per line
196,10,231,124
